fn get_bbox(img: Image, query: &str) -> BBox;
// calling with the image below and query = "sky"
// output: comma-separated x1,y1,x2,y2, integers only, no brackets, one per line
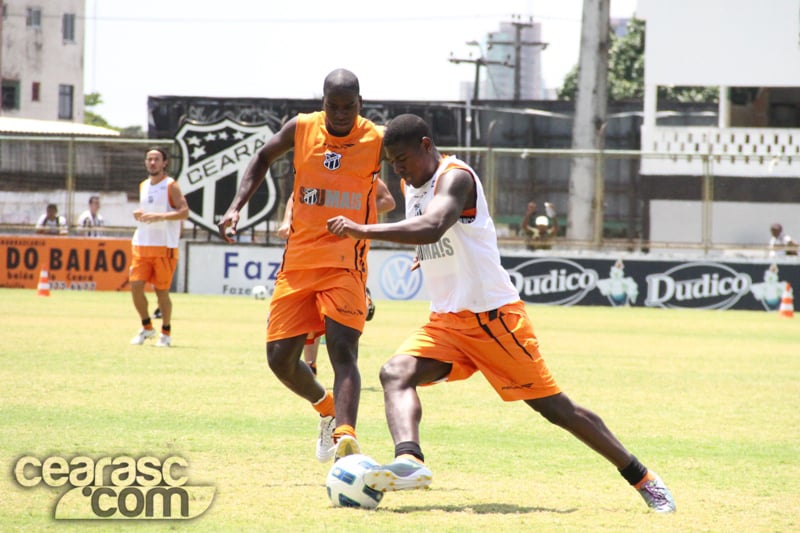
84,0,638,131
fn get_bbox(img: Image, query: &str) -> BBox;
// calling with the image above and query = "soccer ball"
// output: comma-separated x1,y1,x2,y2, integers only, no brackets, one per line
326,454,384,509
252,285,268,300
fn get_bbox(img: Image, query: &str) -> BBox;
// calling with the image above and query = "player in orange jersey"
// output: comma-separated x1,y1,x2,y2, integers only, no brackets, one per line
327,114,676,513
277,179,395,376
219,69,385,463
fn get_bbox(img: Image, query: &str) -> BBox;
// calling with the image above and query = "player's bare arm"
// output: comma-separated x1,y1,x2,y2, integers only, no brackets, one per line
135,182,189,223
327,168,473,244
276,194,294,240
375,178,396,214
217,117,298,242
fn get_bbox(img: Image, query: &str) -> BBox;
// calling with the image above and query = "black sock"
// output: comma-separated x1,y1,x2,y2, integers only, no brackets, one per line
162,324,171,334
142,318,152,327
619,456,648,486
394,441,424,462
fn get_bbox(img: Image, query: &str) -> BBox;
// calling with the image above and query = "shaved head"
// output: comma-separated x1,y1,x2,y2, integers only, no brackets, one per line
323,69,360,97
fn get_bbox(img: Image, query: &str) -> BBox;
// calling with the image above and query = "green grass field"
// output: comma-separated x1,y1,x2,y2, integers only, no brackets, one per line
1,289,798,532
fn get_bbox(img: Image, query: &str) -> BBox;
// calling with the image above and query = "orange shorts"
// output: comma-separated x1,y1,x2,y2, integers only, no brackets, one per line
266,267,367,342
394,300,561,401
129,248,178,291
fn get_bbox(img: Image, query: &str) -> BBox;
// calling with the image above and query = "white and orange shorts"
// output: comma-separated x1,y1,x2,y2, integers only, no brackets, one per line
394,300,561,401
129,246,178,291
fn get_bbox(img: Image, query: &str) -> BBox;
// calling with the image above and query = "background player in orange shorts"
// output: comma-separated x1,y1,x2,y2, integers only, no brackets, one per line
326,114,676,513
218,69,385,463
129,148,189,348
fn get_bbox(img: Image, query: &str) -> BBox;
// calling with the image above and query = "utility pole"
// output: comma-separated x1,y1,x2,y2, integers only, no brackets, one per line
448,49,511,101
568,0,610,243
448,45,511,156
486,15,548,101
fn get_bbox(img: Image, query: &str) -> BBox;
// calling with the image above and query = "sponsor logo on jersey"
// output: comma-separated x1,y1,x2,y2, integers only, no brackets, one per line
416,238,454,262
323,151,342,171
299,187,363,210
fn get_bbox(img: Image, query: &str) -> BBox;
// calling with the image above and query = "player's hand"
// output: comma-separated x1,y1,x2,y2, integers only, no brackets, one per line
276,224,290,240
218,211,239,243
327,216,362,239
136,211,162,223
544,202,556,217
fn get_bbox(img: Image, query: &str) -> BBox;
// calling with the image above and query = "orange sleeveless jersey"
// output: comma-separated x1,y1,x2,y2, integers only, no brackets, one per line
284,112,383,272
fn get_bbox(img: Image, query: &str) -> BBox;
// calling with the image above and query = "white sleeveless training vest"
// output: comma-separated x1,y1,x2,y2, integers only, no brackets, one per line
132,176,181,249
404,155,519,313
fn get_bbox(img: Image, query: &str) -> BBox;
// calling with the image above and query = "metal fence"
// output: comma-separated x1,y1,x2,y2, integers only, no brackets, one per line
1,135,798,255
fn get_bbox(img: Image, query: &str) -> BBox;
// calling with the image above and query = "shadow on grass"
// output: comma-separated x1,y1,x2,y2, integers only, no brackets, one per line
385,503,576,514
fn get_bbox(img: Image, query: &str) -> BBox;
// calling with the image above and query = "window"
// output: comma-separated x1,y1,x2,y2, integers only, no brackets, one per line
2,80,20,110
58,84,74,119
26,7,42,28
32,82,41,102
62,13,75,42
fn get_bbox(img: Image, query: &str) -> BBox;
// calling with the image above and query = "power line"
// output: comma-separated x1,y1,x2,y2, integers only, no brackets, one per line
80,14,537,25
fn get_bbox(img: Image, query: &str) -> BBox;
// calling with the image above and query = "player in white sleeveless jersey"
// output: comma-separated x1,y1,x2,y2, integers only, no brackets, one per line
129,148,189,347
326,114,675,513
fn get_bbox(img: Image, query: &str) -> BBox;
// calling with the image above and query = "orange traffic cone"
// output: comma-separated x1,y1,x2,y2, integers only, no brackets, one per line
36,269,50,297
778,282,793,318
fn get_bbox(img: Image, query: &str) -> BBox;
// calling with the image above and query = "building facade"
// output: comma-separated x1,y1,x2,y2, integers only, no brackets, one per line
637,0,800,247
0,0,85,122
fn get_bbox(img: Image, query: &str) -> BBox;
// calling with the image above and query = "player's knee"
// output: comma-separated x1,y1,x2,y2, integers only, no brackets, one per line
377,357,408,387
266,346,294,376
527,394,574,427
325,338,358,365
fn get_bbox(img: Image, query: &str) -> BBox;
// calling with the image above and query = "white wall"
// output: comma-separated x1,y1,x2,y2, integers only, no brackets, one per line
638,0,800,87
651,200,800,248
0,190,130,227
183,244,430,301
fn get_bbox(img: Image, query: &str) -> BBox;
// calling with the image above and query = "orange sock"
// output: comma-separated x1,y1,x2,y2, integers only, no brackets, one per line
397,453,423,464
332,424,356,441
634,470,656,489
312,391,335,418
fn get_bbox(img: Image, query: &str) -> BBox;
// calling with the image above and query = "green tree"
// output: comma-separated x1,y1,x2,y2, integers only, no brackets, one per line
558,18,718,103
84,93,146,137
84,92,114,128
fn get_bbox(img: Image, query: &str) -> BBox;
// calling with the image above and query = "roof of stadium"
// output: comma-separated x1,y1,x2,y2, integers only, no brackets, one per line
0,117,120,137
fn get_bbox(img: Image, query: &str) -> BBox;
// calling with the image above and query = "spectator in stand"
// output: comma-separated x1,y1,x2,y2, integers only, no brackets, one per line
35,204,68,235
521,200,559,250
76,195,105,237
768,223,798,257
